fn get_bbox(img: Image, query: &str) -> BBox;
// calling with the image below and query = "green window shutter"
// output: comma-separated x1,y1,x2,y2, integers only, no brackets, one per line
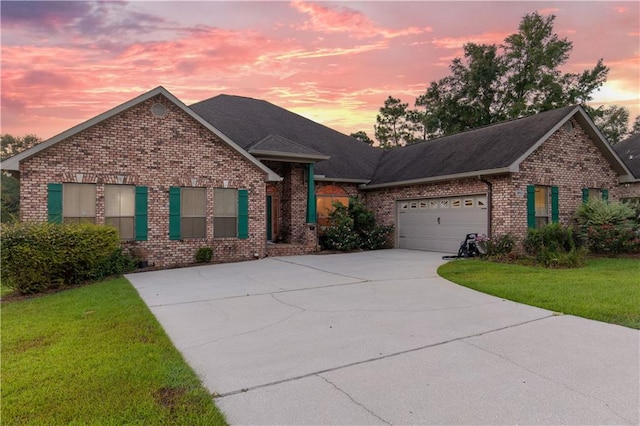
238,189,249,239
47,183,63,224
601,189,609,202
526,185,536,229
135,186,148,241
169,187,181,240
582,188,589,204
306,163,316,223
551,186,559,223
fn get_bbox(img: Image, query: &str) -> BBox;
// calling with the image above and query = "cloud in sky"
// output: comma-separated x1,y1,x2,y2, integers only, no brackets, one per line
290,0,431,39
1,1,638,140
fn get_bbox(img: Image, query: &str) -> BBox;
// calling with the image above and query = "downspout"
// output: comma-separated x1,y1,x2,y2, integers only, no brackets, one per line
479,176,492,237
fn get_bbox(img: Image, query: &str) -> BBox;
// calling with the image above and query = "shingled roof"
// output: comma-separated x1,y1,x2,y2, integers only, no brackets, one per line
248,134,330,162
614,133,640,179
190,95,382,182
364,105,631,188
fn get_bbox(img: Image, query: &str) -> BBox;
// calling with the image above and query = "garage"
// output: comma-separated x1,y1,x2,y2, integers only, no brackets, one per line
397,194,488,254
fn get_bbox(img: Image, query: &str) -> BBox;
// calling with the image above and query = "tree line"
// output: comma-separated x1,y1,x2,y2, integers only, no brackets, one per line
1,134,42,222
350,12,640,149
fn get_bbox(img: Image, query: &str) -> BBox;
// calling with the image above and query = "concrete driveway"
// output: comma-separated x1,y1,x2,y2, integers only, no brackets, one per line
127,249,639,425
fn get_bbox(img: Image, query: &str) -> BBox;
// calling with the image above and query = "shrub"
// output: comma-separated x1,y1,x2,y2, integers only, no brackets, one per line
575,199,635,227
574,200,638,254
522,223,585,268
195,246,213,263
321,198,393,251
360,225,394,250
321,204,361,251
1,222,122,294
88,248,137,281
584,224,639,254
477,233,515,258
523,223,576,255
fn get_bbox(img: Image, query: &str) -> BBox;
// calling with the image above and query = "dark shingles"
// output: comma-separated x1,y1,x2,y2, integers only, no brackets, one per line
191,94,580,185
614,133,640,179
190,95,382,180
250,135,327,158
368,106,577,185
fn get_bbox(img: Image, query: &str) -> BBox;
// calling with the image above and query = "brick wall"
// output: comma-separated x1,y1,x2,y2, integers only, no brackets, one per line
619,182,640,199
262,160,318,254
19,94,268,267
502,117,620,238
363,117,622,244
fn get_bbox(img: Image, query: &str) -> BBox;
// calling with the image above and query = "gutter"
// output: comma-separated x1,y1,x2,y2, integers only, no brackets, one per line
359,167,512,190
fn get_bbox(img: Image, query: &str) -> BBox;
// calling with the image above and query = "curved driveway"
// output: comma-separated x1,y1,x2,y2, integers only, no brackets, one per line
127,249,639,425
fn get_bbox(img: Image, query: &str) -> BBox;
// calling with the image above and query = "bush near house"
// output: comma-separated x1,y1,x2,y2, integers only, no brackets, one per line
321,197,393,251
195,246,213,263
477,233,516,260
574,199,639,254
1,222,136,294
522,223,586,268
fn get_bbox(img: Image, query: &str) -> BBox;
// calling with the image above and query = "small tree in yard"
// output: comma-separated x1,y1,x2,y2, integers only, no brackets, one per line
321,198,393,251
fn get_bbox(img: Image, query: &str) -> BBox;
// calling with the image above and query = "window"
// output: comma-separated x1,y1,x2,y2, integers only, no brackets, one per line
214,188,237,238
62,183,96,224
527,185,559,228
105,185,135,240
534,186,550,228
181,188,206,239
582,188,609,203
316,185,349,228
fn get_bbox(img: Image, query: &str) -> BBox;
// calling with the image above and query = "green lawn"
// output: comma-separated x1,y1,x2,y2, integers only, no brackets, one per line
438,257,640,329
1,277,227,425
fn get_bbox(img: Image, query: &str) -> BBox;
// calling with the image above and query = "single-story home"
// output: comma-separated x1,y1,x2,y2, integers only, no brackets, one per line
2,86,635,266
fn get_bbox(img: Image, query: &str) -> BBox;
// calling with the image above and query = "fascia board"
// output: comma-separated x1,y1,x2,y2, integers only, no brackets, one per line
249,150,330,162
314,177,371,184
359,167,512,190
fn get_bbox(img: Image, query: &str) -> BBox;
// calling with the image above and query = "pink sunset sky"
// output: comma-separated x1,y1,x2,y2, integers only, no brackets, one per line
1,1,639,141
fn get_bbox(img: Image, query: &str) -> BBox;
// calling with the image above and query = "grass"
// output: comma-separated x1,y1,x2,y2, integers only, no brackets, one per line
438,257,640,329
1,277,227,425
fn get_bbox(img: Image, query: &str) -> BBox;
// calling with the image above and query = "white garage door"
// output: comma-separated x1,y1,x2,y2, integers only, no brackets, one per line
397,195,488,254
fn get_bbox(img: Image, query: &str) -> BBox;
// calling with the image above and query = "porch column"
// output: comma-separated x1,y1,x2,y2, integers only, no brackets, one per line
306,163,316,223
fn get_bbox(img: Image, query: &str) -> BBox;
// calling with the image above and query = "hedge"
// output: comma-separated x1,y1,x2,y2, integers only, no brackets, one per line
1,222,134,294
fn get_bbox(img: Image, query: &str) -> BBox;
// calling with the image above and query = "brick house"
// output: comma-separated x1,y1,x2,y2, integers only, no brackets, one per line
2,87,635,265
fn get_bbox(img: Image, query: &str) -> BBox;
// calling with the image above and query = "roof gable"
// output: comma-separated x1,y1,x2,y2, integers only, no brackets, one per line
190,95,382,182
249,134,330,162
365,105,632,188
2,87,280,181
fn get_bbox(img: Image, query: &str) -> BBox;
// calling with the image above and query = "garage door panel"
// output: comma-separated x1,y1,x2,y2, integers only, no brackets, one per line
398,195,487,253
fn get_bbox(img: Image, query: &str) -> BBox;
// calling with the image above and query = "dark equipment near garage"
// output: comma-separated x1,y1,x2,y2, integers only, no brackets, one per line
442,233,482,259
